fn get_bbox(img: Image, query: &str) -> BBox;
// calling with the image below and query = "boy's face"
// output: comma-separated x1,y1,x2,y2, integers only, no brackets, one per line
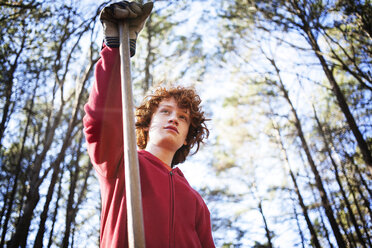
146,97,190,152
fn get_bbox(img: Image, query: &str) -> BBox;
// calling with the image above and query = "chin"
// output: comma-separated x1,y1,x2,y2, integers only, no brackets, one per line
158,139,183,151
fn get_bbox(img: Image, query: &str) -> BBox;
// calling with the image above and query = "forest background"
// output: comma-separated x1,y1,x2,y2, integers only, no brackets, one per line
0,0,371,247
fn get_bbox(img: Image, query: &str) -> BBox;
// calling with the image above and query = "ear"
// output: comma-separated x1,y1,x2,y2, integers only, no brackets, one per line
183,140,187,146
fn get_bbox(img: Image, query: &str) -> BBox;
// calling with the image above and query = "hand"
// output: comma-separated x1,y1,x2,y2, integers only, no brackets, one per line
100,1,153,56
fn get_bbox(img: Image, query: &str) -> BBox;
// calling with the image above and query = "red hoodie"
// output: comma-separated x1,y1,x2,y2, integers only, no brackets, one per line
83,45,215,248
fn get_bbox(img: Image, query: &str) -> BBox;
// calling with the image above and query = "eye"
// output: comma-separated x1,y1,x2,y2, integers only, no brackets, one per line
179,115,188,121
160,109,169,114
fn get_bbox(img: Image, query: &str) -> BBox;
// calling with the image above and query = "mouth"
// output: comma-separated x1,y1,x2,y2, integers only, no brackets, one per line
164,125,179,134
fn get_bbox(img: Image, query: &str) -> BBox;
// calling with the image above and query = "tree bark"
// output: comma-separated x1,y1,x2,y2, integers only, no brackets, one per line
62,149,92,248
257,201,273,248
47,171,64,248
7,96,64,248
0,83,36,248
8,42,97,247
0,26,26,152
271,118,322,248
313,106,369,247
267,56,346,247
291,199,305,248
33,163,62,248
292,0,372,176
340,157,372,244
62,136,82,248
301,152,334,248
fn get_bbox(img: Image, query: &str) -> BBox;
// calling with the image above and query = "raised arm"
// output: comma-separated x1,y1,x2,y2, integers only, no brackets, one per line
83,1,153,178
83,46,123,178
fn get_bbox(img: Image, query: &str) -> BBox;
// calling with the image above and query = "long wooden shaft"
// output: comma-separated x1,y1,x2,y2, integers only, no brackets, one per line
119,22,146,248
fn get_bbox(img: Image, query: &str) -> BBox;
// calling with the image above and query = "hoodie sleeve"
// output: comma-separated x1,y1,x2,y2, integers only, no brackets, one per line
83,45,124,178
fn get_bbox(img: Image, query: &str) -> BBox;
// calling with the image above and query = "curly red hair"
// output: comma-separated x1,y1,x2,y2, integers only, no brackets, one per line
135,86,209,166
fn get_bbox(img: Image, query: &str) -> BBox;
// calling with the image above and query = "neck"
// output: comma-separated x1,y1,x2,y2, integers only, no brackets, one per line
145,144,175,167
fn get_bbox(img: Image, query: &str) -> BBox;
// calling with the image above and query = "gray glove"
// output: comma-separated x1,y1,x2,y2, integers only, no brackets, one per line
100,1,153,56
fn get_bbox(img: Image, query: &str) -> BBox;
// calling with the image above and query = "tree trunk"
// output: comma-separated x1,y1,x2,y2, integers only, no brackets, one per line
8,48,96,247
47,171,64,248
291,199,305,248
293,0,372,175
33,163,62,248
62,133,92,248
345,154,372,207
0,181,10,247
332,144,372,221
0,84,36,248
271,118,322,248
267,57,346,247
62,155,81,248
341,158,372,244
0,28,26,151
307,171,334,247
257,201,273,248
8,187,40,248
313,106,369,247
7,99,65,248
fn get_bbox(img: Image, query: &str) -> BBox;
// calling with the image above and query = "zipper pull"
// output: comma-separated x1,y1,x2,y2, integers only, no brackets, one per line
170,171,173,176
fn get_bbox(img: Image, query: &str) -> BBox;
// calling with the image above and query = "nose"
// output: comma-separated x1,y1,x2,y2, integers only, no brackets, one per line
168,114,179,126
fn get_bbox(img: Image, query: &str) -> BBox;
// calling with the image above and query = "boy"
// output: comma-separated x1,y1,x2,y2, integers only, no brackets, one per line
83,1,215,247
